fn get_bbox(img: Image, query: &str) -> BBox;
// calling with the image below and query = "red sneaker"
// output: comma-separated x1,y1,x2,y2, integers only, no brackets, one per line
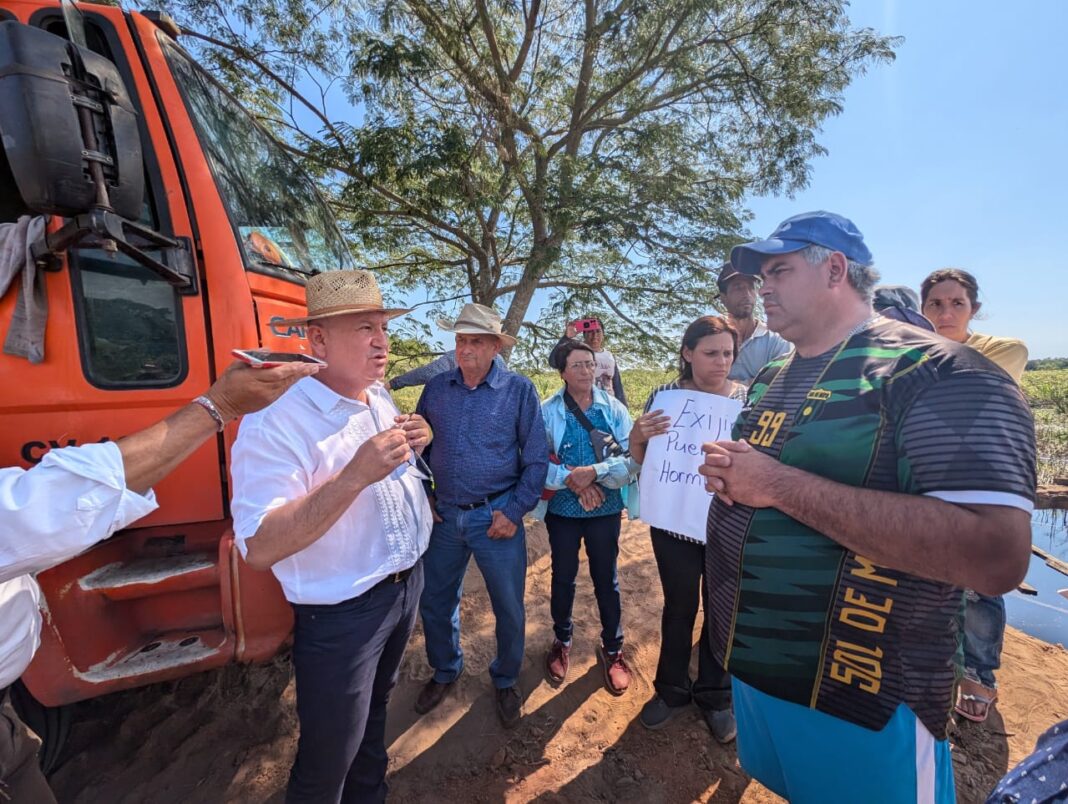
545,640,570,683
598,645,631,695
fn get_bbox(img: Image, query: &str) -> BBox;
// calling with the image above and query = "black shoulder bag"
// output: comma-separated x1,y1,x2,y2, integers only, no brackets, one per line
562,392,629,462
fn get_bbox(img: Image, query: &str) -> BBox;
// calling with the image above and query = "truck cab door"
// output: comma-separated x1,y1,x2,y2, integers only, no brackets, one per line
2,9,223,525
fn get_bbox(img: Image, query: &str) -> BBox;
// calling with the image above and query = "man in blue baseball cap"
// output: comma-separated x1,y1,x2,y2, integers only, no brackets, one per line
697,211,1036,803
727,211,876,347
729,210,874,276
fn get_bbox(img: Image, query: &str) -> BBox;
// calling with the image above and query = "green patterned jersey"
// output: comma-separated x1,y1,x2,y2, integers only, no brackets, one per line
706,318,1035,739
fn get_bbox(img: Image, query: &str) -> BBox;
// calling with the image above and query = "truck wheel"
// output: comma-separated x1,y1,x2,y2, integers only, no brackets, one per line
9,681,72,775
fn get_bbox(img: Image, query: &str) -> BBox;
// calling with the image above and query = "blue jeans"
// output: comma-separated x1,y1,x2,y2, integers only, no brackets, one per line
420,493,527,688
287,562,423,804
963,590,1005,688
545,512,623,652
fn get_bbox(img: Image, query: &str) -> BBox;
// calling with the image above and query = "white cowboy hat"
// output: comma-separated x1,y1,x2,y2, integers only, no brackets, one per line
437,302,517,346
278,270,410,325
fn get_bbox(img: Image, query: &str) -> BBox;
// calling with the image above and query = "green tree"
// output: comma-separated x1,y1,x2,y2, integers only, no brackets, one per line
171,0,897,362
1027,357,1068,371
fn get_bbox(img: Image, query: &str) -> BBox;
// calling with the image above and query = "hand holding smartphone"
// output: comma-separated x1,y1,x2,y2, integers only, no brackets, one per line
572,318,601,333
232,349,327,368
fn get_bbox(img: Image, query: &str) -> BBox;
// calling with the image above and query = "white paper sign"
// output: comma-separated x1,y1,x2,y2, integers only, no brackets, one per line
637,389,743,543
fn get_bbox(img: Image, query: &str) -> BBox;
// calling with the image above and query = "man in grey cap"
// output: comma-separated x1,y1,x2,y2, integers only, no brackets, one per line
698,210,1035,802
872,285,935,331
716,262,791,384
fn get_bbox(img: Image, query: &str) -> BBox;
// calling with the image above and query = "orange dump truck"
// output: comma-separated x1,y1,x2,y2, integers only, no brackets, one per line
0,0,344,764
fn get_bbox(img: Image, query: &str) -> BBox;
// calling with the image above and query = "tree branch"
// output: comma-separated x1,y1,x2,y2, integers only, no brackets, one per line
183,28,354,161
596,285,675,350
474,0,510,88
508,0,541,84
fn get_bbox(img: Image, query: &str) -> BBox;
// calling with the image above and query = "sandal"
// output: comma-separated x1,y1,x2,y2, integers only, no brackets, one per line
955,679,997,723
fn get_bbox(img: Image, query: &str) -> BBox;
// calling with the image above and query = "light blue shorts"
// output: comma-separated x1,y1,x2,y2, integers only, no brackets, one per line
733,678,955,804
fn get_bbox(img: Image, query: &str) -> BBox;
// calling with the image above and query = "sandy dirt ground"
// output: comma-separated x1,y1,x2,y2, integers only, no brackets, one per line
49,517,1068,803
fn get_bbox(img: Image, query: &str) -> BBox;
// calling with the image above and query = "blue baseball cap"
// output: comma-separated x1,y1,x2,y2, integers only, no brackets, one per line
729,211,874,276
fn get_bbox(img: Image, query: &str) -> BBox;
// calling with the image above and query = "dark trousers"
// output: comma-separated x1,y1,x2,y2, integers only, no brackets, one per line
286,562,423,804
546,512,624,652
0,692,57,804
650,528,730,711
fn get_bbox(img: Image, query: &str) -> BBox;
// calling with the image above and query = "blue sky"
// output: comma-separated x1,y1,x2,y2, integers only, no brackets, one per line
746,0,1066,358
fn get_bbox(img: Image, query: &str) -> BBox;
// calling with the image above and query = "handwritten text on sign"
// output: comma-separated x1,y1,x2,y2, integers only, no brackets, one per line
638,389,743,543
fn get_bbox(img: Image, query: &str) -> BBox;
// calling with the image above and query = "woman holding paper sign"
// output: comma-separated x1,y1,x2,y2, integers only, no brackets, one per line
539,341,639,696
630,315,746,743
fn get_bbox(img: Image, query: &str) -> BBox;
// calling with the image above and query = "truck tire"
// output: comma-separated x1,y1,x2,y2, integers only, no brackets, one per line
9,680,71,775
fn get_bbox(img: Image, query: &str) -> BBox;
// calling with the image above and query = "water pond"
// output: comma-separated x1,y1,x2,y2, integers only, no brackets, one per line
1005,509,1068,645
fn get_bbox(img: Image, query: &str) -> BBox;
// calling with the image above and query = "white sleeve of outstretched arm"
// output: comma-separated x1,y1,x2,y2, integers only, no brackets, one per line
0,442,157,582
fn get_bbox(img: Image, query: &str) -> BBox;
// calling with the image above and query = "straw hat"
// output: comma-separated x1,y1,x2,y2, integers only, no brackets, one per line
437,302,517,346
278,270,410,325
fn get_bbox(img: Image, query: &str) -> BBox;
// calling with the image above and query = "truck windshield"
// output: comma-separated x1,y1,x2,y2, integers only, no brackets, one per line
160,37,353,276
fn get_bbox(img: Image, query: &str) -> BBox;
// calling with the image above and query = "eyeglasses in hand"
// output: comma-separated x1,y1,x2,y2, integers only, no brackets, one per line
368,404,434,482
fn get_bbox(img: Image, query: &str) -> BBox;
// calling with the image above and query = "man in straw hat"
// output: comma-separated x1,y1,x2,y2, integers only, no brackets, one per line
412,303,549,728
230,270,434,803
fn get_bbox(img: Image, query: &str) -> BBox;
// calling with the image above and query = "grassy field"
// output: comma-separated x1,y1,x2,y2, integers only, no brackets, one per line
391,364,1068,484
1023,369,1068,484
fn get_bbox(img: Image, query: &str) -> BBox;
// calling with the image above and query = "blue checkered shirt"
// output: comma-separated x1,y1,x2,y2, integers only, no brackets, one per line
416,363,549,525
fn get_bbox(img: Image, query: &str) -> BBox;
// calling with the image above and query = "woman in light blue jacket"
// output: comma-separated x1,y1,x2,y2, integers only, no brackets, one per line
539,341,637,696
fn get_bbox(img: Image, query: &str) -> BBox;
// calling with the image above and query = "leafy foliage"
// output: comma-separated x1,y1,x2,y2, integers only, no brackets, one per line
1023,370,1068,417
1027,357,1068,371
167,0,897,363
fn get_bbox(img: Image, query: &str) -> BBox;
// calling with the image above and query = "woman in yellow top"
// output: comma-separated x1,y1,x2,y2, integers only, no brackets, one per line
920,268,1029,724
921,268,1028,381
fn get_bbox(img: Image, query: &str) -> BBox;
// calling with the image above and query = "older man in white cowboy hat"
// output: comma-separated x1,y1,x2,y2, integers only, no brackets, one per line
412,302,548,728
230,270,435,803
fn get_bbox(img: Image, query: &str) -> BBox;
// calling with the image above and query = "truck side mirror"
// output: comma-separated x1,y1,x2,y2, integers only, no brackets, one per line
0,20,196,293
0,20,143,221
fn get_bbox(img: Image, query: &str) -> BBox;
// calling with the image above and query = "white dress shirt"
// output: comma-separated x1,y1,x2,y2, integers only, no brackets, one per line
0,442,158,688
230,377,432,605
